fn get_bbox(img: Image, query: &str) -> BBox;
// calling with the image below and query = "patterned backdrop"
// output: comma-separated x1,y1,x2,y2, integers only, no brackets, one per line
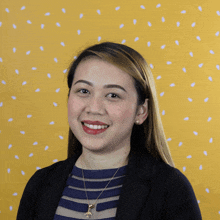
1,0,220,219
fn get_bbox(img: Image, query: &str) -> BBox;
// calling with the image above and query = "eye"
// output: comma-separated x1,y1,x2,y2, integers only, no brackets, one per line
77,89,89,94
107,93,120,99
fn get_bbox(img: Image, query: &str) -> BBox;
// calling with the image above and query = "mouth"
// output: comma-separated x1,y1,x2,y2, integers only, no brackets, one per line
81,122,110,130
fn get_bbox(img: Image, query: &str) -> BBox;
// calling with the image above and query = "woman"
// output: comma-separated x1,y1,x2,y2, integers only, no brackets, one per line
17,42,202,219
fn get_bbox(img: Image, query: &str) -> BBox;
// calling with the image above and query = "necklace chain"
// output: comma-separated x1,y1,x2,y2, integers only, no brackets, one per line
81,163,120,218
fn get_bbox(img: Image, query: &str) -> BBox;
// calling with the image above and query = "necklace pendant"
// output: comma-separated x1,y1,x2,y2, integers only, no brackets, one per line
85,204,94,218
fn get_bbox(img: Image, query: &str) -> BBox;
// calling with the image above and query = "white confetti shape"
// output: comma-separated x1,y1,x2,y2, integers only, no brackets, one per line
13,24,17,29
53,102,58,106
157,76,161,79
50,121,54,125
119,24,124,28
26,51,31,55
193,131,198,135
149,64,154,69
204,97,209,102
215,31,219,36
134,37,139,41
179,142,182,147
0,102,3,107
162,17,165,22
207,117,212,122
41,24,44,29
15,155,19,159
97,9,101,14
7,168,10,173
0,57,2,62
56,22,61,27
45,146,49,150
189,52,193,57
29,153,33,157
32,67,37,70
209,137,213,143
59,136,64,139
0,22,2,27
27,115,32,118
15,69,19,74
210,50,214,54
80,13,83,18
10,206,12,211
74,56,77,59
62,8,66,13
63,69,67,73
191,22,196,27
175,40,179,45
8,144,12,149
205,188,209,193
133,19,137,25
156,4,161,8
167,61,172,65
184,117,189,120
13,47,16,53
198,63,203,68
35,88,40,92
40,46,44,51
121,39,126,44
61,42,65,46
21,6,26,10
147,41,151,47
162,110,165,115
191,82,195,87
53,159,58,163
77,30,81,35
199,165,202,170
115,6,120,10
13,193,17,196
170,83,175,87
2,80,6,84
216,65,220,70
140,5,145,9
196,36,201,41
36,167,41,170
217,11,220,16
11,96,16,100
167,138,171,141
181,10,186,14
8,118,13,122
27,20,32,24
20,131,25,134
161,45,166,49
47,73,51,78
198,6,202,11
148,21,152,27
187,155,192,158
21,171,25,175
204,151,207,156
183,167,186,172
177,21,180,27
5,8,9,13
45,12,50,16
54,58,58,63
56,88,60,92
160,92,164,96
33,142,38,145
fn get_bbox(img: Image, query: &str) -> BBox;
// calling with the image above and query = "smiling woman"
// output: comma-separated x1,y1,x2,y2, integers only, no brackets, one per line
16,42,202,220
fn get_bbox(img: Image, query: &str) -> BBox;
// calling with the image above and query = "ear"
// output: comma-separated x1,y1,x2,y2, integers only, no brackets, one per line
135,99,148,125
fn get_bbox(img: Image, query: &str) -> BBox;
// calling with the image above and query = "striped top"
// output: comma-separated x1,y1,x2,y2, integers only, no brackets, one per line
53,164,128,220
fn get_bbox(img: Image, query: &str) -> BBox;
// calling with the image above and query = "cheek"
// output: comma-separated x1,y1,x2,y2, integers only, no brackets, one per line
67,98,83,117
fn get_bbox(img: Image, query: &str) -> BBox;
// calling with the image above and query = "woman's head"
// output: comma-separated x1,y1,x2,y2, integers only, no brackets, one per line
67,42,174,167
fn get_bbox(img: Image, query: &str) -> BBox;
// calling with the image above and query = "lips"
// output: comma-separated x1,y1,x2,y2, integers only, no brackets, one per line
82,120,109,126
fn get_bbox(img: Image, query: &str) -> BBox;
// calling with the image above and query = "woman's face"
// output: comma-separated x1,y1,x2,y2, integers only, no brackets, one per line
68,57,141,154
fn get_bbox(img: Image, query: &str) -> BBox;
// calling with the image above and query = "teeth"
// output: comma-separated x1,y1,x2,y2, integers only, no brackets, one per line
83,122,108,129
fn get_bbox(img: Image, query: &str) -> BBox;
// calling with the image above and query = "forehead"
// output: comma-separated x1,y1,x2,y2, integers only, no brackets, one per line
74,57,136,87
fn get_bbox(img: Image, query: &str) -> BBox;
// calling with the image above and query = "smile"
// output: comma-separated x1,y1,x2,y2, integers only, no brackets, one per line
82,122,109,135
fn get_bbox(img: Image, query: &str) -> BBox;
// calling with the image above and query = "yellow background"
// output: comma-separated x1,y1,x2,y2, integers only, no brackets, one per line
1,0,220,219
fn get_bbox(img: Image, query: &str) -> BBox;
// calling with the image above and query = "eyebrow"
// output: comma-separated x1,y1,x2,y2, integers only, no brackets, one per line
73,80,127,93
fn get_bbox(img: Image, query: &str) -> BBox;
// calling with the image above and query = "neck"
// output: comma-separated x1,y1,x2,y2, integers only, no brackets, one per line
77,146,130,170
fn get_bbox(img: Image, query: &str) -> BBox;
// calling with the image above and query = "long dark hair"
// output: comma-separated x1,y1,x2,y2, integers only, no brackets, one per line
66,42,175,167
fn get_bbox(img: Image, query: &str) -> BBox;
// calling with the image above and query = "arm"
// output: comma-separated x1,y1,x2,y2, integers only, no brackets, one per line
162,168,202,220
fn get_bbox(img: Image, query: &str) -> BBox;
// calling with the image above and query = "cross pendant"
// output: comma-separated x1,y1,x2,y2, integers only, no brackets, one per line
85,204,95,218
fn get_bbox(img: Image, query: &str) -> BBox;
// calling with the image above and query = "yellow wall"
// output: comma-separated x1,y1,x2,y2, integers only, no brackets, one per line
1,0,220,219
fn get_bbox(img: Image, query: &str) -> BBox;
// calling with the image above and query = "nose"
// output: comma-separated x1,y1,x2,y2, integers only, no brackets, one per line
85,96,105,115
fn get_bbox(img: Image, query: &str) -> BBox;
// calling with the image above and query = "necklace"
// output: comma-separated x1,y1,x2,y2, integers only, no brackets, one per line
81,163,120,218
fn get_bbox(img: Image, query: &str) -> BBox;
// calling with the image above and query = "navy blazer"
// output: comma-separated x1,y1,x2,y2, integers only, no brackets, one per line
17,151,202,220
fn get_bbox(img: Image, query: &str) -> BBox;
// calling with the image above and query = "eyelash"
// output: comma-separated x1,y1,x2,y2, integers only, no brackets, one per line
77,89,120,99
